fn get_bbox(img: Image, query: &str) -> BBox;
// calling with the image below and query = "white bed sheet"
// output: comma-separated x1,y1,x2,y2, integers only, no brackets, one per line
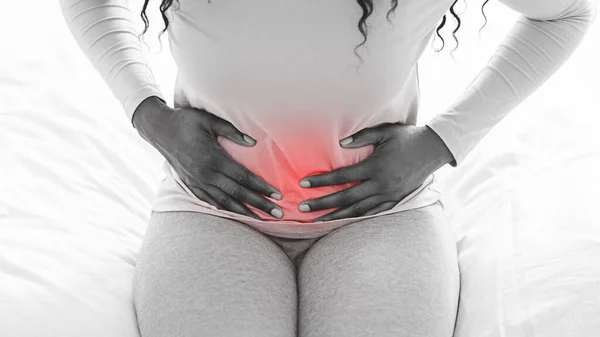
1,1,599,336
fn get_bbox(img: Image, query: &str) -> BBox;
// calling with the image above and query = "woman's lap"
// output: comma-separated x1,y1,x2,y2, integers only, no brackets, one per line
132,211,298,337
133,201,459,337
294,200,460,336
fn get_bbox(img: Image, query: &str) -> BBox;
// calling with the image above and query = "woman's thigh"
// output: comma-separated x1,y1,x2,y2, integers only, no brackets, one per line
297,201,460,337
132,211,298,337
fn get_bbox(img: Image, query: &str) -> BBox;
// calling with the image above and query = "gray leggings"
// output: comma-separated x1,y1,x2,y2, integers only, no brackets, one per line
132,200,460,337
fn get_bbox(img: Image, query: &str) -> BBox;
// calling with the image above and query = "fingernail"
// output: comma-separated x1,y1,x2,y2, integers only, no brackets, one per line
299,180,311,188
271,208,283,219
243,134,256,145
299,203,310,212
270,192,282,200
339,136,353,146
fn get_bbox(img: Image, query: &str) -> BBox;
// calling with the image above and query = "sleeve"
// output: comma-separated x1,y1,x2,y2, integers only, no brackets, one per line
425,0,597,167
59,0,167,128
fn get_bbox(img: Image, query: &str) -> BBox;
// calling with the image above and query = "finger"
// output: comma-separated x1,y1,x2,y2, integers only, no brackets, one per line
210,172,283,219
299,181,376,212
362,201,398,216
188,185,220,207
203,184,262,220
209,115,257,147
178,171,222,206
300,161,370,188
313,195,383,222
221,160,283,200
339,124,389,148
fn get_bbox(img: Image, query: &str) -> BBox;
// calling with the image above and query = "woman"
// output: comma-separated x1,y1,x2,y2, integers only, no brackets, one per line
59,0,596,336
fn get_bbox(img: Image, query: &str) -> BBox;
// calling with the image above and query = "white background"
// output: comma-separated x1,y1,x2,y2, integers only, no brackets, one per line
1,1,599,336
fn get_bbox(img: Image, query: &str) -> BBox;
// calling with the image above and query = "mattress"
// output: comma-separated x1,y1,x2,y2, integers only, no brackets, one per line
1,1,599,336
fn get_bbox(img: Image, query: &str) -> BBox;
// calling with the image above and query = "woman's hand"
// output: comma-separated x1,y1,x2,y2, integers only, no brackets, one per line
133,97,284,220
298,123,453,222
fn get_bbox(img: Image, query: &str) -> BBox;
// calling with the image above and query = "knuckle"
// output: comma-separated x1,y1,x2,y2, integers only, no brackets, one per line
230,185,246,199
233,169,249,186
352,202,369,216
215,178,228,192
332,171,347,184
216,194,230,207
339,189,354,205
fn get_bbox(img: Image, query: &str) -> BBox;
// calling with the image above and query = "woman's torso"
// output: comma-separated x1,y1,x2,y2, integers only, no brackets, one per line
152,0,453,235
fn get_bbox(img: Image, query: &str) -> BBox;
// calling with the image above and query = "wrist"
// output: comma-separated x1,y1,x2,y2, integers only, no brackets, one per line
421,125,454,169
133,96,170,143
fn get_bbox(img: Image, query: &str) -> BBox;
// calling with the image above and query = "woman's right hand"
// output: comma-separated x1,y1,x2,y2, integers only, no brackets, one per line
132,96,284,220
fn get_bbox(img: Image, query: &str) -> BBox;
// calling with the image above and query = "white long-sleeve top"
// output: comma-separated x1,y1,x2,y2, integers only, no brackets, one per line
59,0,596,238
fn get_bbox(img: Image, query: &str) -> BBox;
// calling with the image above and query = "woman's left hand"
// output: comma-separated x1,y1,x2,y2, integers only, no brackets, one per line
298,123,453,222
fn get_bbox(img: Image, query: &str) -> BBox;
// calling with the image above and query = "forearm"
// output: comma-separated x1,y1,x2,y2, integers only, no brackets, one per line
426,0,597,167
58,0,166,128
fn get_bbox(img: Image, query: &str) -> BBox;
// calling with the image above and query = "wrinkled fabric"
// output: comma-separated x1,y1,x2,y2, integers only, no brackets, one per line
58,0,596,238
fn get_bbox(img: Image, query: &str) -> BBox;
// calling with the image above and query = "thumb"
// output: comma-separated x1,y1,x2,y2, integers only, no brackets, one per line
339,127,384,148
210,119,256,147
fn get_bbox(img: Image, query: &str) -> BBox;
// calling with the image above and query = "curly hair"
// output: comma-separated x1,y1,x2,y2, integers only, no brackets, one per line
139,0,490,63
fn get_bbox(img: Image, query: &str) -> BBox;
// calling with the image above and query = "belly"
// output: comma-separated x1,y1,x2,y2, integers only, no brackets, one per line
217,131,375,222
